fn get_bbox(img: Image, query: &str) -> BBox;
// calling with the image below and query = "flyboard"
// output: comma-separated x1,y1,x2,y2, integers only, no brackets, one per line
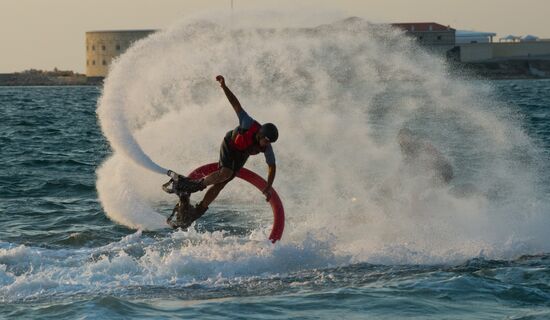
162,162,285,243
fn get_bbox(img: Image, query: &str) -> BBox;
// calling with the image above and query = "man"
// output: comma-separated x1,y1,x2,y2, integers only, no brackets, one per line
169,75,278,224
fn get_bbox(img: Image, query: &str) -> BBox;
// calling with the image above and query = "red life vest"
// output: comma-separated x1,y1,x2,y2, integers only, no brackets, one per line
230,121,262,152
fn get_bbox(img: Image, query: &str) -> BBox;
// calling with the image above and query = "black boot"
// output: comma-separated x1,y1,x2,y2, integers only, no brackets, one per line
175,177,206,194
166,170,206,194
192,203,208,219
172,203,208,229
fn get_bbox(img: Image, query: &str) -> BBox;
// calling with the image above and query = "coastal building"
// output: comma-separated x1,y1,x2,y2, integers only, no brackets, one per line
456,30,496,44
391,22,456,55
459,41,550,62
86,30,156,79
500,35,522,43
457,33,550,62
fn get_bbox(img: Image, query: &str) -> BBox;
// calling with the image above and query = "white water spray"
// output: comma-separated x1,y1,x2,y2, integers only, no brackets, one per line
96,14,549,263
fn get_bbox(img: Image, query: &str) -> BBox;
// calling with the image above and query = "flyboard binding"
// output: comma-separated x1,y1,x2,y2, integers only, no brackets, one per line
162,170,205,229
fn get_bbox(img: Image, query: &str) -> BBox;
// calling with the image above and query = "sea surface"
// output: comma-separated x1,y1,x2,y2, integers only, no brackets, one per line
1,81,549,319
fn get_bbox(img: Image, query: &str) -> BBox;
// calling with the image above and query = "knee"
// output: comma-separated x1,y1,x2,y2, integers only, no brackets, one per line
219,168,234,181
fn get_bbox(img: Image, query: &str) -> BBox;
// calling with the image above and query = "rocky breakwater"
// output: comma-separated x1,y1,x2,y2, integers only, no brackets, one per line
462,58,550,79
0,69,90,86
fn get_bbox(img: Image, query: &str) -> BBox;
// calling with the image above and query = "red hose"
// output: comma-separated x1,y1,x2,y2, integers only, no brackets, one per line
188,163,285,243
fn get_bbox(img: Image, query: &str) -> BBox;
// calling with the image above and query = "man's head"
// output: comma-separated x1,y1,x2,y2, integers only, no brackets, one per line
258,123,278,147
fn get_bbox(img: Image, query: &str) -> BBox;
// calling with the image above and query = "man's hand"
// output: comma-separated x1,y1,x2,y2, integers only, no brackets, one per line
216,75,225,87
262,186,272,202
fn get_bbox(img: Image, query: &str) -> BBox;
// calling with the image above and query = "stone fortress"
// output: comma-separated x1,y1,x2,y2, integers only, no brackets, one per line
86,30,155,79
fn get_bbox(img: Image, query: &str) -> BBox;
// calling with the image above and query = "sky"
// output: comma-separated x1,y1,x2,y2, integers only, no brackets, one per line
1,0,549,73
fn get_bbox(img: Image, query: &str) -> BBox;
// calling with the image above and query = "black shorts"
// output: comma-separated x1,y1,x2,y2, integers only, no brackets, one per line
219,131,249,175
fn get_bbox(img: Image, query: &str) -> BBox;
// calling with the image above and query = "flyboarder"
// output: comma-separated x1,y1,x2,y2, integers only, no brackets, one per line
164,75,279,228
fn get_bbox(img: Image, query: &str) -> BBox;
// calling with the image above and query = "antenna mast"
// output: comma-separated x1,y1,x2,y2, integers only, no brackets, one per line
230,0,234,28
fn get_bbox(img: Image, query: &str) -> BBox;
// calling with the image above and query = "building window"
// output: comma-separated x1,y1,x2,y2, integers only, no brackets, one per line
92,45,95,51
437,35,442,41
116,44,121,50
102,60,107,65
419,36,423,40
102,45,106,51
92,60,96,65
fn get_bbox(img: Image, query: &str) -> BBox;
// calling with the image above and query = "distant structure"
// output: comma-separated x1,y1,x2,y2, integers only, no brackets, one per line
86,30,156,79
392,23,550,64
391,22,456,55
499,35,522,43
86,23,459,79
456,30,496,44
521,35,540,42
458,32,550,62
84,21,550,80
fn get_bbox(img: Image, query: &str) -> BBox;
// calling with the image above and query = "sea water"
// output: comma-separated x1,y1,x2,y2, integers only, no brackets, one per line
1,16,549,319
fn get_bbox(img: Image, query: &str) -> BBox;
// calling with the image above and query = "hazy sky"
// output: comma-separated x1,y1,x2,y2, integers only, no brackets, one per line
1,0,549,73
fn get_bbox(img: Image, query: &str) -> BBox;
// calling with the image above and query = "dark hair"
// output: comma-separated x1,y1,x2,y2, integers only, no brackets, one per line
260,123,278,142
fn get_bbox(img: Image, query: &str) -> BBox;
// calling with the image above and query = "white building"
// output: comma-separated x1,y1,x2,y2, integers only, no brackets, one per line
456,30,496,44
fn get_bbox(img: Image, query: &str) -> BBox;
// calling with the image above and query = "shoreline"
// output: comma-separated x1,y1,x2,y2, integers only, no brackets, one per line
2,60,550,87
0,70,102,86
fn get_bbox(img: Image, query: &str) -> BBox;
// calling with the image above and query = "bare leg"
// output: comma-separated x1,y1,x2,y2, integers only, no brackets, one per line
199,180,231,208
202,167,234,186
196,167,234,209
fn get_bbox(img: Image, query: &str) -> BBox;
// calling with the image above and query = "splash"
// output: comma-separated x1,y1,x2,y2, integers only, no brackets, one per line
0,231,343,302
96,13,549,263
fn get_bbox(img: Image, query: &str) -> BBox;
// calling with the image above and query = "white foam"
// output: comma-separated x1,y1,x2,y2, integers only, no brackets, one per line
0,230,343,302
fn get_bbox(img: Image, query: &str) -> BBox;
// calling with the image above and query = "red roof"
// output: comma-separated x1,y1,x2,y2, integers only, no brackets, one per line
391,22,455,32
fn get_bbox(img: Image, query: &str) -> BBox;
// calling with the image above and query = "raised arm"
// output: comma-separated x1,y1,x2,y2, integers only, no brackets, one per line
216,75,244,115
